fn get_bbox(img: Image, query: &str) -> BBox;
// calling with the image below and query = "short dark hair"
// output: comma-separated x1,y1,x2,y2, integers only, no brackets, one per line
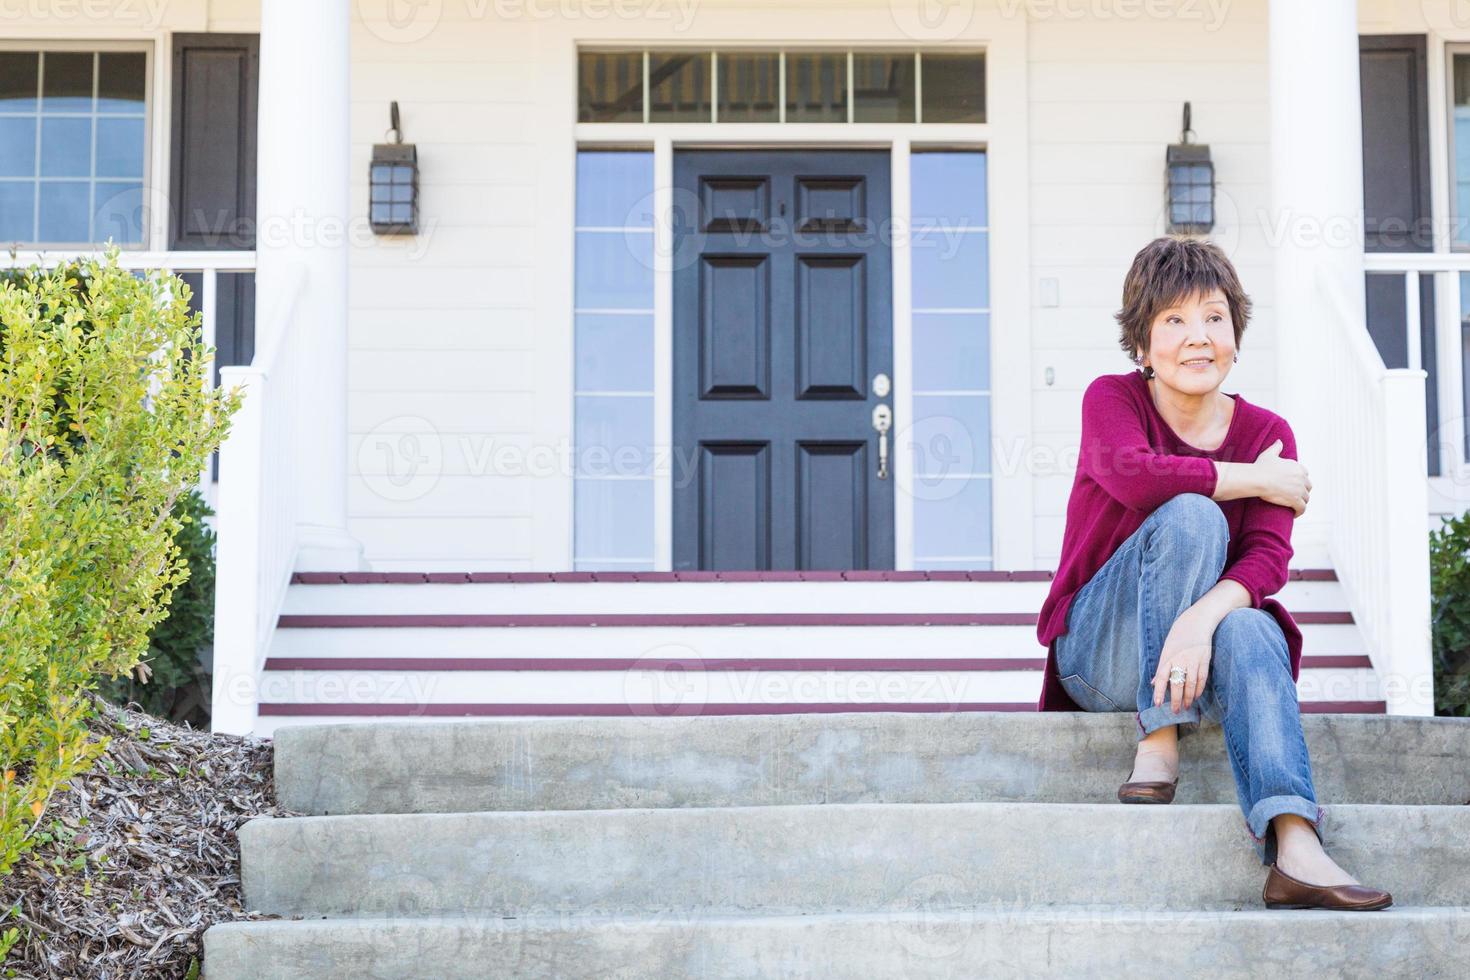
1114,236,1252,368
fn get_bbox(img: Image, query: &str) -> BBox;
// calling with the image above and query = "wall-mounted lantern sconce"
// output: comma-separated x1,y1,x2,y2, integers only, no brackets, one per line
1165,101,1214,235
370,101,418,234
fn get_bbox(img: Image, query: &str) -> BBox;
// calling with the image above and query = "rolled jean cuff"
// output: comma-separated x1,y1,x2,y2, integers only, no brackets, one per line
1135,702,1203,741
1246,795,1325,865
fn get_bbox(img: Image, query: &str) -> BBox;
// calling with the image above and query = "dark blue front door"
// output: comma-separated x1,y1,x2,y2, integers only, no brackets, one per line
673,149,894,571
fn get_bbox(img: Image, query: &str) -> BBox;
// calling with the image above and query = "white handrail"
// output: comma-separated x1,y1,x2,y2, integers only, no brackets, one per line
1314,265,1434,715
1360,255,1470,477
1363,252,1470,273
0,249,258,271
210,261,307,735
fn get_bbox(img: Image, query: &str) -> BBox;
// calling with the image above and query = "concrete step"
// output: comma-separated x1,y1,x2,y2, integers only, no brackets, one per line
204,906,1470,979
239,802,1470,919
274,712,1470,815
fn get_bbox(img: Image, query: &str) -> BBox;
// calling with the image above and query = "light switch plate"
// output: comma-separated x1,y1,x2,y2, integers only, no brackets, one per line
1038,277,1060,307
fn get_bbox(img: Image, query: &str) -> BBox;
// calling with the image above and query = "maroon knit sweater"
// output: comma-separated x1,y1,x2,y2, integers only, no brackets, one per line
1037,370,1302,711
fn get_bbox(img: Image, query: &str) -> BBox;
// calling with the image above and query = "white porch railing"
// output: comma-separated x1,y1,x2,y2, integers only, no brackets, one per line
209,261,307,735
1315,264,1433,715
1361,251,1470,482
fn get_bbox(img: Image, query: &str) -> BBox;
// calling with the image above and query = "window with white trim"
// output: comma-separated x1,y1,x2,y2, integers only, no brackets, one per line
0,46,149,246
578,48,985,125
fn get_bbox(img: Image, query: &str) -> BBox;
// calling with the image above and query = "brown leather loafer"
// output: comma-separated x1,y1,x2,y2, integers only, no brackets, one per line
1262,862,1393,911
1117,775,1178,804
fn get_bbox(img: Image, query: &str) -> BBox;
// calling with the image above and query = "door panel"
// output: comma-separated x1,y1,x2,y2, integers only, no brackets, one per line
700,256,770,397
797,442,869,569
699,442,771,569
797,255,866,397
673,149,893,570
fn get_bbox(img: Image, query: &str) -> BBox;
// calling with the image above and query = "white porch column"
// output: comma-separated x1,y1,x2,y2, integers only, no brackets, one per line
1270,0,1433,715
256,0,365,571
1266,0,1364,560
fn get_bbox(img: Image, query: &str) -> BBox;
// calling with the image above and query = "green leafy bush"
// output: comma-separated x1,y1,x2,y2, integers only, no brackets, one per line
1429,510,1470,717
95,486,217,728
0,250,240,881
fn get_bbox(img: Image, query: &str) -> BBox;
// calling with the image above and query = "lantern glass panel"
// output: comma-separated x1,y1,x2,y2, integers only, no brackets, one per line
369,147,417,232
1166,154,1213,231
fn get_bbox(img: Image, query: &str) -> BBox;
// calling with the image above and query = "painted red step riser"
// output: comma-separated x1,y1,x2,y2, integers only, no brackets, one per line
275,611,1355,628
290,569,1341,585
256,700,1386,718
262,655,1374,673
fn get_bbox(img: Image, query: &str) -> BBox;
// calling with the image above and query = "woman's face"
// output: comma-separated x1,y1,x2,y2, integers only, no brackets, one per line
1139,287,1236,396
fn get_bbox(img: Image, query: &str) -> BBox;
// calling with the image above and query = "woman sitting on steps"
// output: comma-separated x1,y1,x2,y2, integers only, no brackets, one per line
1035,235,1392,911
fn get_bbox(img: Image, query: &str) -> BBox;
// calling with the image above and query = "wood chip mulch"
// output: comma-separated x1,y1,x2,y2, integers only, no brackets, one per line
0,692,304,979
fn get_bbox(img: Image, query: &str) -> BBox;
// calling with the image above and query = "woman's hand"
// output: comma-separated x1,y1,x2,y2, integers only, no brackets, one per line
1253,439,1311,517
1151,609,1216,713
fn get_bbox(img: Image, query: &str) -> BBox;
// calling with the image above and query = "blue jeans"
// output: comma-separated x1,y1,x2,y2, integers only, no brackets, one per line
1053,492,1325,865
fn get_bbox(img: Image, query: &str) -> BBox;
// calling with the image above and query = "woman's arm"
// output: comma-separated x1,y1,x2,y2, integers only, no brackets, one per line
1216,420,1298,606
1210,460,1268,503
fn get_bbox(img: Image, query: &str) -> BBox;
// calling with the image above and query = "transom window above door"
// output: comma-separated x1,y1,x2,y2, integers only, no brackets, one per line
0,47,149,246
578,49,985,125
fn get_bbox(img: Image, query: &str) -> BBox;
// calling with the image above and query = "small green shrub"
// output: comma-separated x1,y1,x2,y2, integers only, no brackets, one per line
0,249,240,881
1429,510,1470,717
96,486,216,728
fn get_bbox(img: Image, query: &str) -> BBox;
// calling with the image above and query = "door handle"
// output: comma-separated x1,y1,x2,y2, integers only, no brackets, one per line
872,403,892,480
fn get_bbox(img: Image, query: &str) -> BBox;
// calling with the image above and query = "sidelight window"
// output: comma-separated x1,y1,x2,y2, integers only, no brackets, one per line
572,149,656,570
909,150,992,570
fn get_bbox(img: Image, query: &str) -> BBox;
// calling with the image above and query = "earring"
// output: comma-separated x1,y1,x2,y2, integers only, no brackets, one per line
1233,354,1238,363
